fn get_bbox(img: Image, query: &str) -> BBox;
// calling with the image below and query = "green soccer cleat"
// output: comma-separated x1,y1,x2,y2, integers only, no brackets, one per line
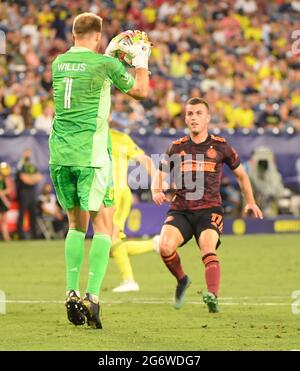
65,290,85,326
79,293,102,329
203,292,219,313
174,275,191,309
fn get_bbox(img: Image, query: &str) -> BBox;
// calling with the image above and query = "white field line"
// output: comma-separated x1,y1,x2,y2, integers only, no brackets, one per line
0,297,292,306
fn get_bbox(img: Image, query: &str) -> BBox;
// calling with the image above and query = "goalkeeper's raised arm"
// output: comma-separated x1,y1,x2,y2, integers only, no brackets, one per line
105,30,151,100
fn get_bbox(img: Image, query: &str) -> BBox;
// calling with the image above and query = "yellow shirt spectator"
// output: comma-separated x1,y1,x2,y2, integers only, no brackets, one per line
233,13,250,30
38,11,54,25
291,93,300,106
4,94,18,108
167,100,182,117
142,7,157,24
187,16,204,32
228,107,255,129
31,101,42,119
170,52,191,78
244,27,262,41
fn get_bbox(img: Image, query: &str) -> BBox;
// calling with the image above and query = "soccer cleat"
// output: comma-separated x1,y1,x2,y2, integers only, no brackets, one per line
79,293,102,329
112,280,140,293
65,290,85,326
203,292,219,313
174,275,191,309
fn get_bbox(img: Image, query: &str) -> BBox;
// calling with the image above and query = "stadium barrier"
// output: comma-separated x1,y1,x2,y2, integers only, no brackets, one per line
1,131,300,238
122,203,300,237
0,130,299,188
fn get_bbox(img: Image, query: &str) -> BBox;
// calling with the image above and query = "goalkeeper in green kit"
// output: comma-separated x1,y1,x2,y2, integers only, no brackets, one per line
49,12,151,329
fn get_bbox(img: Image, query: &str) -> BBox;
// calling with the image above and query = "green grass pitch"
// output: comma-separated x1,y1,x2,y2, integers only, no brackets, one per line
0,234,300,350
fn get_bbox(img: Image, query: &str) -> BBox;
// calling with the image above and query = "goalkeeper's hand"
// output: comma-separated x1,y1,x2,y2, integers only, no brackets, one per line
130,40,151,69
120,31,151,69
105,30,151,70
104,31,134,57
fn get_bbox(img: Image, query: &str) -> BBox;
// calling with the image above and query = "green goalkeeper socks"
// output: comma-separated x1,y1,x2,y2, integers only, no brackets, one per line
65,229,85,292
86,233,111,296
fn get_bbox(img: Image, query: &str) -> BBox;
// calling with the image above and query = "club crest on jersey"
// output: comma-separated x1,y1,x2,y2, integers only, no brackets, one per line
206,147,217,159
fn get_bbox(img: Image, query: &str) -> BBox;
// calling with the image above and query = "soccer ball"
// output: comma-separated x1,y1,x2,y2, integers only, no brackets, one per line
114,30,150,67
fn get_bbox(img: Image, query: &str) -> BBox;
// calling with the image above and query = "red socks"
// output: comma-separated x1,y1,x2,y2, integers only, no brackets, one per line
202,253,220,296
161,250,220,295
161,251,185,281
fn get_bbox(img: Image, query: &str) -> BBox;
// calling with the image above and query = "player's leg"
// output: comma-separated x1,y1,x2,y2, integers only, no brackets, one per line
198,229,220,313
87,204,113,295
159,214,193,309
196,210,223,313
76,165,112,329
0,212,11,241
110,187,139,292
64,206,89,325
79,205,113,329
17,192,28,239
66,206,89,292
28,196,37,239
50,164,87,325
112,237,157,293
124,239,157,255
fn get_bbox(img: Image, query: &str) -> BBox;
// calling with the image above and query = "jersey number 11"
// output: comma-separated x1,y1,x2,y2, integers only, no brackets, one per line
63,77,73,109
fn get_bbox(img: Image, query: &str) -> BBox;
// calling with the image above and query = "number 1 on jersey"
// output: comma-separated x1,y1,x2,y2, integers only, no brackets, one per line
63,77,73,109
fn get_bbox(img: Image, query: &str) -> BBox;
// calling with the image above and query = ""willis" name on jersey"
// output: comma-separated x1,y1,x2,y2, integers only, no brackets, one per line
57,63,87,72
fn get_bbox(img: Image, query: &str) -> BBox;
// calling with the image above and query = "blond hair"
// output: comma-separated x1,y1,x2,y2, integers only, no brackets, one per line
72,12,102,38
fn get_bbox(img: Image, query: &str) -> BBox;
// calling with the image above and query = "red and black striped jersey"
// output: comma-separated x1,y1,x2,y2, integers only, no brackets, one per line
159,134,240,211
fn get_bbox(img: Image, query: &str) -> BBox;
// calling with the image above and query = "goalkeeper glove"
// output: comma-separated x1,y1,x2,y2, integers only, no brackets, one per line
105,30,151,70
120,31,151,69
104,31,134,57
130,40,151,69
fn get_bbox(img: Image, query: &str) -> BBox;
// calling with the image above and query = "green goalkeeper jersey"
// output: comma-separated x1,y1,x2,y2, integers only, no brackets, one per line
49,46,134,167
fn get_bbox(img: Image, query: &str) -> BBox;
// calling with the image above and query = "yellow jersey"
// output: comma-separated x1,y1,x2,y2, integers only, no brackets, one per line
110,129,145,192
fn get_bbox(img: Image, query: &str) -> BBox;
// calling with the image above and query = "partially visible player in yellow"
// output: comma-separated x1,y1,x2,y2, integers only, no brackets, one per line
110,128,158,293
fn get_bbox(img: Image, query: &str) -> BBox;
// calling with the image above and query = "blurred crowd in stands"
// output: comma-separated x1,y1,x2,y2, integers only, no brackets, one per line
1,0,300,240
0,0,300,133
0,152,67,241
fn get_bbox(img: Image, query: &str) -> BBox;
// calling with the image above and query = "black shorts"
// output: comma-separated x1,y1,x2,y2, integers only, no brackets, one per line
164,206,224,248
0,200,8,213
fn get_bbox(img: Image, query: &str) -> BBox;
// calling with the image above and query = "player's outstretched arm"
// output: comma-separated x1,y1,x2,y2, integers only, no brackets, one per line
233,164,263,219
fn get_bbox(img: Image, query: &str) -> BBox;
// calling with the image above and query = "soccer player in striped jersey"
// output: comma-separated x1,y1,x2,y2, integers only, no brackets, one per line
151,97,263,313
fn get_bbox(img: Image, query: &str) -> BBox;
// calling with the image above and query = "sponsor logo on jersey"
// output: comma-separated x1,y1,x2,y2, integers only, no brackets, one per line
206,147,217,159
180,160,216,172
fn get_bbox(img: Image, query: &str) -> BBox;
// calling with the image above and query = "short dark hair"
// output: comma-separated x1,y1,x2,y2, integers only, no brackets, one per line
186,97,210,112
72,13,103,38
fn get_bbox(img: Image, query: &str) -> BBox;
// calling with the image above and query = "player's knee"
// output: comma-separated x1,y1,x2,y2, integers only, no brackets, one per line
92,218,113,236
159,240,177,256
93,224,112,236
68,221,87,233
200,245,216,257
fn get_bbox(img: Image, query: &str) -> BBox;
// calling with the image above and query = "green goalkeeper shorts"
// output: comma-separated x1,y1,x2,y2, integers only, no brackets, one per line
50,164,114,211
103,165,115,208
